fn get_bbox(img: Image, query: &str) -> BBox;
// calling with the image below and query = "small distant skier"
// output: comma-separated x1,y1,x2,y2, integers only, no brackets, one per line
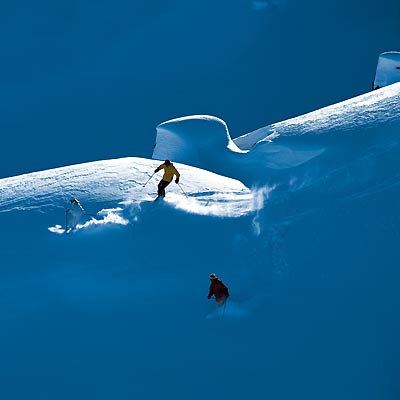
66,198,85,233
208,273,230,306
154,160,181,198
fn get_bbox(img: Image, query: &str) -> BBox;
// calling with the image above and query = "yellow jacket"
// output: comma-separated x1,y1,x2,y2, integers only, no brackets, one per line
155,162,180,183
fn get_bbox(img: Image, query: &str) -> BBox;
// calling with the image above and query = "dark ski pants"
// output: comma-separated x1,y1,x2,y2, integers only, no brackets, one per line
158,179,171,197
216,295,229,306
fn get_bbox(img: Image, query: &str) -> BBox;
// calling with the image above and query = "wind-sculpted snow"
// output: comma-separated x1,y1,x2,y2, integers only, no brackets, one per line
153,84,400,195
0,157,256,218
153,114,323,184
153,115,246,162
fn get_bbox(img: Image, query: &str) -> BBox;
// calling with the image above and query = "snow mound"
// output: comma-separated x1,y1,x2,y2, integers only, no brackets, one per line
373,52,400,89
153,115,246,163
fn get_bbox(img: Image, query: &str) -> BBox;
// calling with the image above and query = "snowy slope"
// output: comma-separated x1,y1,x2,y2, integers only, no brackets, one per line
1,81,400,400
2,1,400,399
0,157,256,218
1,96,400,400
235,82,400,148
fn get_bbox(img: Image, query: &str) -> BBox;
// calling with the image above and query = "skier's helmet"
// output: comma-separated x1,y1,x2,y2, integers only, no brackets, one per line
210,273,217,280
165,159,171,165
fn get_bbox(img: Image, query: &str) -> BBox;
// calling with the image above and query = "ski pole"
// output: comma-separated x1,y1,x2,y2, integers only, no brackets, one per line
65,209,69,234
142,173,155,187
222,298,228,319
177,183,188,198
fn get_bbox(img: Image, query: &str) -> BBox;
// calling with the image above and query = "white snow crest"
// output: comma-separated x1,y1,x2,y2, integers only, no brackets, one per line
48,208,129,235
163,192,256,218
235,82,400,149
80,208,129,228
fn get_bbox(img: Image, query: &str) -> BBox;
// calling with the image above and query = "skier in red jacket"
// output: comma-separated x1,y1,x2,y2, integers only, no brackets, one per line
208,273,229,306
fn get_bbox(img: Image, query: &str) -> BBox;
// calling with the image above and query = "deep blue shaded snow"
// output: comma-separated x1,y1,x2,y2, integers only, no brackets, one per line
1,1,400,400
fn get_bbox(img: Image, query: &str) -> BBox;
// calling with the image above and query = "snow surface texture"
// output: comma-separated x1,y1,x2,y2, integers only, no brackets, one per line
2,87,400,399
0,158,256,219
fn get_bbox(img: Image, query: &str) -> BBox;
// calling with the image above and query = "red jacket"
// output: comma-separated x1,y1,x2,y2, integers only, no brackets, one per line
208,279,229,302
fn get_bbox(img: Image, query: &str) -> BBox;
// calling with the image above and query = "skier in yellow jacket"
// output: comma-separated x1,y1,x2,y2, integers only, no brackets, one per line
154,160,181,198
